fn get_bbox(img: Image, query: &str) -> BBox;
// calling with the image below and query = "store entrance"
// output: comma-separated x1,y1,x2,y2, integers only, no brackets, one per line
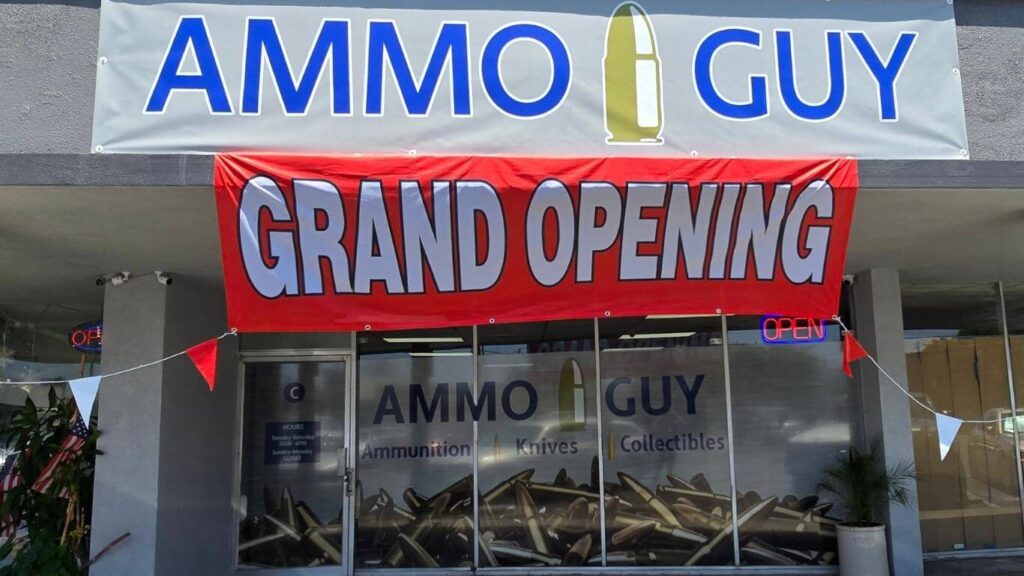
236,355,355,575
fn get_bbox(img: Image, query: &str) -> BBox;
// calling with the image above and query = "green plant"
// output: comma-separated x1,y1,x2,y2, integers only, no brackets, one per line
0,387,98,576
818,438,916,526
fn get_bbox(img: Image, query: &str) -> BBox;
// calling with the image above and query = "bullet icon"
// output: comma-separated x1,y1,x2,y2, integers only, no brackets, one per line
604,2,664,144
558,358,586,431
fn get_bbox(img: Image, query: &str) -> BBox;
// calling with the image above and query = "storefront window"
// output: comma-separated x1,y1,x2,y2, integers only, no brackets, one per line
356,328,474,569
237,361,348,568
0,309,98,462
598,316,732,566
728,316,856,566
903,284,1024,552
477,320,602,567
1001,282,1024,540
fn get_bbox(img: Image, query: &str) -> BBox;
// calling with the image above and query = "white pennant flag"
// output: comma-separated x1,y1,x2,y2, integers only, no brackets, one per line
69,376,102,425
936,413,963,461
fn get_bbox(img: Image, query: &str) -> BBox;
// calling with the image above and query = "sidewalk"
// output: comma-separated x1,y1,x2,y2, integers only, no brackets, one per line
926,555,1024,575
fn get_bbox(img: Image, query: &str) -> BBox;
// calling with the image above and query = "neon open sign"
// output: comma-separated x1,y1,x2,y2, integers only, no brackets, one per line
68,320,103,354
760,316,827,345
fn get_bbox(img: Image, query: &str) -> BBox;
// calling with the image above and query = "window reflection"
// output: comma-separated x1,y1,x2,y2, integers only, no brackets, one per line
356,327,474,569
903,283,1024,552
599,316,734,566
477,320,602,567
728,316,855,566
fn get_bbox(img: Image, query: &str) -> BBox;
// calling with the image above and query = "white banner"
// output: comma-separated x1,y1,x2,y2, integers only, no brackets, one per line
93,0,968,158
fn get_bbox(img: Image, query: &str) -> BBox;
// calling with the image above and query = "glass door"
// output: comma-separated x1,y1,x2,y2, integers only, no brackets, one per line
236,357,354,574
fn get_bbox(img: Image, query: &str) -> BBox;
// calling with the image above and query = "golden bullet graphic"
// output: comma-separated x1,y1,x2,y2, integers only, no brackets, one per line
559,358,586,431
604,2,664,144
607,430,616,460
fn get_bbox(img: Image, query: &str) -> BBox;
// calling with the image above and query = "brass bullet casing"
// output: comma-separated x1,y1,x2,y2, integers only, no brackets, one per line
657,486,732,511
563,497,593,533
480,499,499,530
813,503,834,517
524,481,601,503
546,510,567,533
295,502,325,532
666,474,697,491
461,517,498,567
483,469,535,505
515,482,553,555
609,514,707,546
280,487,298,528
403,488,426,512
263,513,302,542
558,358,586,431
563,533,593,566
744,518,836,551
604,495,620,521
489,544,561,566
302,526,342,564
381,492,451,567
320,523,343,537
618,472,682,528
603,2,663,144
671,502,728,533
742,539,799,567
238,532,290,552
396,533,440,568
611,519,657,546
685,497,778,566
690,473,714,494
263,486,279,516
771,505,838,526
554,468,577,489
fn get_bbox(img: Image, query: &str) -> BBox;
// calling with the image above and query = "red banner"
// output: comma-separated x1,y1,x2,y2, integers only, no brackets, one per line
214,155,857,332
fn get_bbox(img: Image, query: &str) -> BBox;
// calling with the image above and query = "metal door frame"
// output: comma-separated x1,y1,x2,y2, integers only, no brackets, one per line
233,342,357,576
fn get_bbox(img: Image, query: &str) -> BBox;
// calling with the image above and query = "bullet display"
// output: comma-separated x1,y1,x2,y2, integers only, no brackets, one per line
242,462,843,568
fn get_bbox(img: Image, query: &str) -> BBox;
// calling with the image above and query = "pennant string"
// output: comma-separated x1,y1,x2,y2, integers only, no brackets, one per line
833,316,1005,425
1,329,238,386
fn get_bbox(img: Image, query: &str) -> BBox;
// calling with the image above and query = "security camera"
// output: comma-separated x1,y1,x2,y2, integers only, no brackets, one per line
95,277,107,287
155,271,173,286
109,272,131,286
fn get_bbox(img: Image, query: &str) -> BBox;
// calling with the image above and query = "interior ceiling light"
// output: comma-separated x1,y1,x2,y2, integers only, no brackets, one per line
603,346,665,353
620,332,696,339
384,337,464,344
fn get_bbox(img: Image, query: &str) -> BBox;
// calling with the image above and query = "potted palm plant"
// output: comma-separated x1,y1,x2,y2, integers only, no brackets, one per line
818,439,916,576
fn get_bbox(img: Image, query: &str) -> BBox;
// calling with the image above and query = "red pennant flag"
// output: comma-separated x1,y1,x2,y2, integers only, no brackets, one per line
186,338,219,391
843,332,869,378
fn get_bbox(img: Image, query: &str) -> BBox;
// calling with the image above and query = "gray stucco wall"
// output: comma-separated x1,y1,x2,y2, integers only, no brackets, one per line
0,0,98,154
0,0,1022,158
957,0,1024,161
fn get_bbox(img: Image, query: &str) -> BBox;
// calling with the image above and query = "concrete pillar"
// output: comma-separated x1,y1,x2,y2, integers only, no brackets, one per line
90,276,238,576
853,269,923,576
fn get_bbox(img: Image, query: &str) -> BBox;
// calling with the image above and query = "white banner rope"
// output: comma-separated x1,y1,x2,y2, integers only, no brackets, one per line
833,316,1007,425
1,329,237,386
2,319,1017,428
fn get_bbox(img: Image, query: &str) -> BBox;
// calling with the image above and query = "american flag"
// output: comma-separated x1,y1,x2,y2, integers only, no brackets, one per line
0,451,22,537
31,415,89,496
